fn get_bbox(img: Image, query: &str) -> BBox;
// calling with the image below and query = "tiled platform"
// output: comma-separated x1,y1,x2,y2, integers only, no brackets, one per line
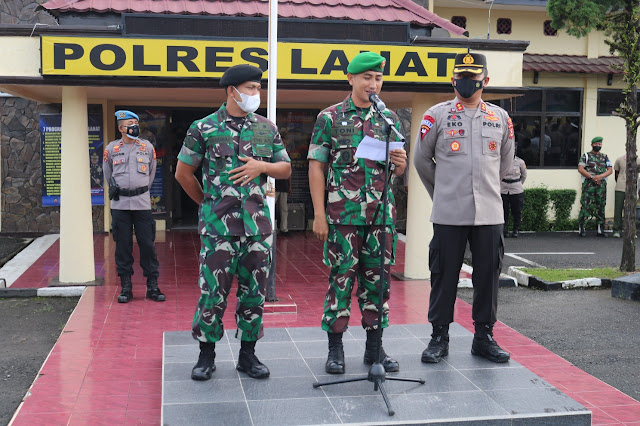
6,231,640,425
162,325,590,425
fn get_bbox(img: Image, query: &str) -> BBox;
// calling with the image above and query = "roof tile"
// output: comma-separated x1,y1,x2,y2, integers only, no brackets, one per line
524,54,623,74
41,0,467,35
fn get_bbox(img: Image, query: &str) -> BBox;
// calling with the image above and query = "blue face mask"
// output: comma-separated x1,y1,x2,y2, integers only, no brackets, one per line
453,77,483,99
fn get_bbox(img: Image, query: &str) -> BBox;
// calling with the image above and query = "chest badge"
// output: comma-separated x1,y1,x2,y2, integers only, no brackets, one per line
446,129,464,137
450,141,461,152
488,141,497,151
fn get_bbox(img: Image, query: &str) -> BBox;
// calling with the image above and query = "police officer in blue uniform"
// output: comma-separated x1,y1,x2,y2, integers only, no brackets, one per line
103,110,165,303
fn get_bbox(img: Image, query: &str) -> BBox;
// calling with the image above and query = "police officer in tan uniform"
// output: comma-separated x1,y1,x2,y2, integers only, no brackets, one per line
414,53,514,364
104,110,164,304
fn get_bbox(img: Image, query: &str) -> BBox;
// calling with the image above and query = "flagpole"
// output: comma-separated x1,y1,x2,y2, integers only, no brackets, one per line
266,0,279,301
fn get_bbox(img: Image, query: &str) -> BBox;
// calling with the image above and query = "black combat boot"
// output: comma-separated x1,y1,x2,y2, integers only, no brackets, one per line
146,277,165,302
512,230,519,238
325,332,345,374
471,323,510,363
117,276,133,303
363,329,399,372
191,341,216,381
421,324,450,363
579,223,586,237
597,224,608,238
237,341,270,379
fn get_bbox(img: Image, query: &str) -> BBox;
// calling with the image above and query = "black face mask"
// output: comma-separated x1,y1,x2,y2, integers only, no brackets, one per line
592,146,602,152
453,77,483,99
124,124,140,138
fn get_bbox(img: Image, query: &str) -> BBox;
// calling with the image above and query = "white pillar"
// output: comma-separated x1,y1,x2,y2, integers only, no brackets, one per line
404,94,448,279
59,86,95,283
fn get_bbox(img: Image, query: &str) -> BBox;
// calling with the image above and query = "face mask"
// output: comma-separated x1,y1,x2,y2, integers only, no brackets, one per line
453,77,483,99
123,124,140,138
233,87,261,113
592,146,602,152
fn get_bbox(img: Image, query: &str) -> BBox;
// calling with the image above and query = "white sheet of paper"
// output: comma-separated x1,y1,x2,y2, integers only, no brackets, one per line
354,135,404,162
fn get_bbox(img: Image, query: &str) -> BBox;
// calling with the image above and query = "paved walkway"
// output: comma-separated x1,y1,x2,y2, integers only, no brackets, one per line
6,232,640,425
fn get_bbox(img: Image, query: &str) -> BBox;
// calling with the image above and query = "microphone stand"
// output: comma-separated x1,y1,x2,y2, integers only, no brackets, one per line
312,102,425,416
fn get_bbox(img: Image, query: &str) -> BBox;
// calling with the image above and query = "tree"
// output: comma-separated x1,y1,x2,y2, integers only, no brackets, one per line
548,0,640,271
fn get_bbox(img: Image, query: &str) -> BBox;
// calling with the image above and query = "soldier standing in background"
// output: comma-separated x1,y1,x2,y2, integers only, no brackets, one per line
501,152,527,238
612,153,639,238
175,65,291,381
104,110,165,304
578,137,612,237
308,52,407,375
414,53,514,365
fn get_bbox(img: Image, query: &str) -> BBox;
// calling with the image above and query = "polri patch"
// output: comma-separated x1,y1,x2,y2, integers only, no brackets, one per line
489,141,497,151
420,115,435,140
450,141,461,152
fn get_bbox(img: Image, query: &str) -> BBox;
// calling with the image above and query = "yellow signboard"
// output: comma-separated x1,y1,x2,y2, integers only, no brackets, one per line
41,36,465,82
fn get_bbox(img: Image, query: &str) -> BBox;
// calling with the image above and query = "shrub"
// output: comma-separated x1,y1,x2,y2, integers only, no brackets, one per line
521,188,549,231
549,189,577,231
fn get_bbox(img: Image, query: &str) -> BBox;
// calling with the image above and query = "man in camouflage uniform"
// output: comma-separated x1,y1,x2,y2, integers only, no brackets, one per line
578,136,613,237
308,52,407,375
104,110,165,304
175,64,291,381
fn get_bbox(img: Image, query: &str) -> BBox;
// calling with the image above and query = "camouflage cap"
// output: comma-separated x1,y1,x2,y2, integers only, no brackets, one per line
347,52,386,74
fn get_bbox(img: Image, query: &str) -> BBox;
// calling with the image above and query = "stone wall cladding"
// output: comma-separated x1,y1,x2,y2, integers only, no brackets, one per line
1,97,104,233
0,0,57,25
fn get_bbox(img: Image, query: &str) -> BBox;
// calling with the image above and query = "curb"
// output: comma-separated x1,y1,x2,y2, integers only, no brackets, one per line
506,266,612,291
0,286,85,298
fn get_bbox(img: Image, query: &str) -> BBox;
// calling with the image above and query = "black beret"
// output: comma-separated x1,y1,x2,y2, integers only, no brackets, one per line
219,64,263,87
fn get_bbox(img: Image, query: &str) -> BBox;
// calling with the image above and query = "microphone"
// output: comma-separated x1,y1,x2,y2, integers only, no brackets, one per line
368,93,386,112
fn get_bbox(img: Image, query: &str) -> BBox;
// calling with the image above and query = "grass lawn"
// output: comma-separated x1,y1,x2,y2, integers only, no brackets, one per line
520,267,630,282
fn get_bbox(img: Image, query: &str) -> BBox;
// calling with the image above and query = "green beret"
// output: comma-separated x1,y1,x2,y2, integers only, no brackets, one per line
219,64,263,88
347,52,386,74
591,136,603,143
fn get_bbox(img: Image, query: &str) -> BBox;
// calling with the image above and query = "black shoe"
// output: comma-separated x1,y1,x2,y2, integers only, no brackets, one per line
512,230,519,238
597,225,608,238
280,231,289,237
471,323,510,363
191,342,216,381
363,330,399,372
421,324,449,363
325,333,345,374
579,225,586,237
237,341,270,379
146,277,165,302
118,276,133,303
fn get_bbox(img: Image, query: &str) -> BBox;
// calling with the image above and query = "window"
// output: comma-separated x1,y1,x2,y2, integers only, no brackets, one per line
597,89,640,116
497,18,512,35
500,89,583,168
451,16,467,29
544,20,557,36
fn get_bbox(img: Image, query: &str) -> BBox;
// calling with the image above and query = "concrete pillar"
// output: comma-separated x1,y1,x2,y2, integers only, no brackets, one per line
403,93,450,279
59,86,95,283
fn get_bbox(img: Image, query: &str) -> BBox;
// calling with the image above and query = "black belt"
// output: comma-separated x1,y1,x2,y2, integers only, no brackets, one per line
119,186,149,196
502,178,520,184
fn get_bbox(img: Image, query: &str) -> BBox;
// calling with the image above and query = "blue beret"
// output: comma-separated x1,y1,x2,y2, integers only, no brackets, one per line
115,110,139,121
219,64,263,87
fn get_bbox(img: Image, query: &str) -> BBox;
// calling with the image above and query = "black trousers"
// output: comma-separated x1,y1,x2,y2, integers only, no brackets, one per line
428,224,504,326
111,209,159,279
501,193,524,233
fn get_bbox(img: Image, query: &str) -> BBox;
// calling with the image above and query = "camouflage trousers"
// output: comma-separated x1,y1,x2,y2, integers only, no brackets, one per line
321,224,397,333
192,233,272,343
578,180,607,225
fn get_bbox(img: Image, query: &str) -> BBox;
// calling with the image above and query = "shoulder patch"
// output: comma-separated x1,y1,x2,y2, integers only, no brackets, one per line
420,115,435,140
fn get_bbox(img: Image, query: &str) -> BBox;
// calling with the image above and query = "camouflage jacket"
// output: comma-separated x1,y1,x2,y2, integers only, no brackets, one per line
579,151,611,182
308,95,401,226
177,103,290,236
